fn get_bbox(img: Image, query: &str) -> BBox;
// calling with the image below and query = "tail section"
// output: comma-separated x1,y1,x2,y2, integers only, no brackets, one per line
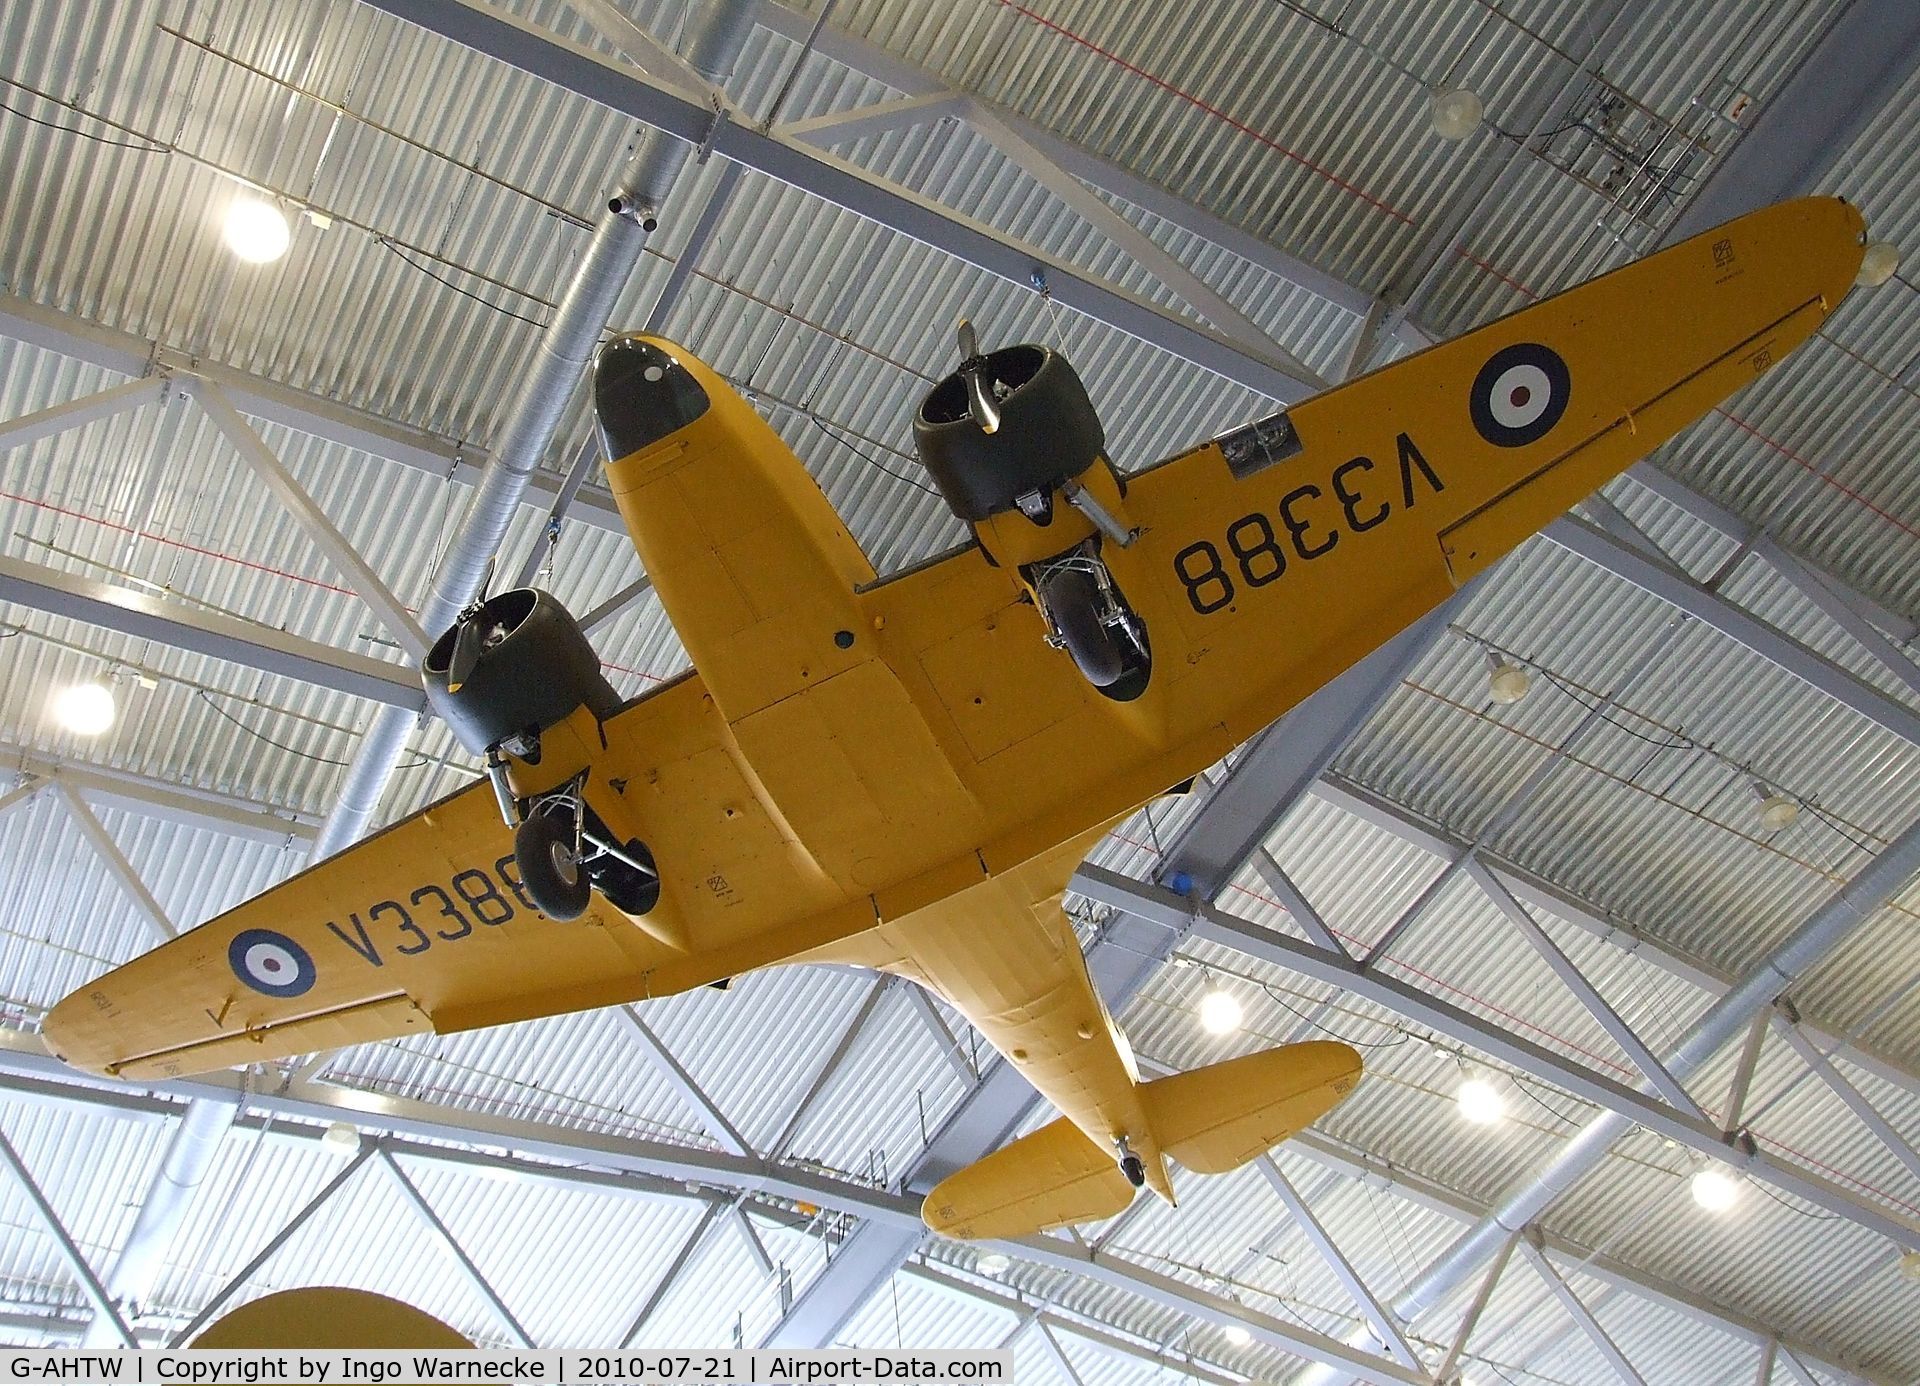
1141,1040,1362,1174
920,1041,1362,1238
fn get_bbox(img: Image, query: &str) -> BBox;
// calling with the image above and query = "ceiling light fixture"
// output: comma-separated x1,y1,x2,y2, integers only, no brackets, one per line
975,1251,1011,1277
223,197,291,263
50,680,117,737
1485,649,1531,705
1455,1067,1505,1125
1199,987,1243,1035
1689,1163,1740,1213
1751,781,1798,831
1429,87,1484,140
1222,1324,1253,1348
321,1120,362,1156
1856,241,1900,287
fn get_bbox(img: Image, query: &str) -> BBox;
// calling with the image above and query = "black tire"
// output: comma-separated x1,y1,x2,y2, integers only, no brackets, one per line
591,838,662,916
515,810,592,921
1043,567,1124,687
1120,1154,1146,1188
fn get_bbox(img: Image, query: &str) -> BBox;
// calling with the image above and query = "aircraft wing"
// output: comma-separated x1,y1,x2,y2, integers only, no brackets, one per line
870,197,1865,867
42,669,862,1080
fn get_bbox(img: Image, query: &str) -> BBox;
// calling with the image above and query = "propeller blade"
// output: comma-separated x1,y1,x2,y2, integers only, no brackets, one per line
446,617,484,694
956,317,979,361
477,554,497,602
963,368,1001,435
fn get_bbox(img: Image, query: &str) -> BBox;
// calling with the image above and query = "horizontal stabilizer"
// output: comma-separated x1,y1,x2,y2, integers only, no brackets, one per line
922,1114,1135,1241
1143,1041,1362,1175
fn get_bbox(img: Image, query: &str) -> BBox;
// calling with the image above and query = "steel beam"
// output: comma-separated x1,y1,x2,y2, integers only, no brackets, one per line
780,93,968,148
1432,1228,1517,1386
1519,1242,1646,1386
167,1147,374,1345
746,2,1372,317
195,381,430,659
353,0,1322,402
0,377,164,457
56,782,176,945
901,985,979,1087
0,1126,137,1347
1076,864,1920,1250
1751,533,1920,700
380,1150,536,1346
619,1203,728,1346
563,0,717,98
769,976,891,1157
0,1026,1871,1384
963,100,1324,387
1665,0,1920,243
3,741,316,846
1257,1160,1419,1369
1465,858,1707,1118
0,554,426,708
1772,1019,1920,1188
0,777,42,822
615,1007,754,1157
1545,515,1920,747
0,294,628,535
1314,775,1920,1109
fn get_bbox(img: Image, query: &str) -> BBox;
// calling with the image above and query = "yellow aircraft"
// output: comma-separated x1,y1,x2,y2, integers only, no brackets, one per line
45,197,1865,1240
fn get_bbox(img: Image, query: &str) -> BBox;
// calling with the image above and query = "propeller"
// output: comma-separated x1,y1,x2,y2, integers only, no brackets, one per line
955,318,1001,435
445,555,498,694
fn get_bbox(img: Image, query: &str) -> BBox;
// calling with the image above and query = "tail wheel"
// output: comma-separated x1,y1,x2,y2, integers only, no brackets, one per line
1120,1154,1146,1188
515,810,592,920
1042,566,1125,687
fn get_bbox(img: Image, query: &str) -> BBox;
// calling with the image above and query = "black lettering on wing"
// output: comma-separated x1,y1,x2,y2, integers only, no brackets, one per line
327,914,383,967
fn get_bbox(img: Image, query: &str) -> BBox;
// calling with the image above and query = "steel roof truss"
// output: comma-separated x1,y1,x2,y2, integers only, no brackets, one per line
1432,1226,1517,1386
1771,1018,1920,1189
616,1006,755,1157
0,376,165,458
1258,1159,1420,1369
1076,864,1920,1251
381,1149,537,1346
0,1124,137,1347
1466,857,1708,1119
194,380,431,660
1519,1242,1647,1386
56,781,177,946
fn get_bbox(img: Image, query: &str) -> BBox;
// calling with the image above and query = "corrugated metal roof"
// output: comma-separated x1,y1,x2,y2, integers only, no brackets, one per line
2,0,1919,1376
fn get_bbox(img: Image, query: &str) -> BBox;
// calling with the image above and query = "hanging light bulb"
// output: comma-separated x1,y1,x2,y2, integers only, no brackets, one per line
975,1250,1011,1277
1856,241,1900,288
1751,781,1798,831
223,196,291,263
1199,987,1243,1035
1429,87,1484,140
321,1120,362,1156
1899,1250,1920,1282
1485,649,1531,705
1690,1163,1741,1213
1221,1324,1253,1348
50,680,116,736
1455,1066,1505,1125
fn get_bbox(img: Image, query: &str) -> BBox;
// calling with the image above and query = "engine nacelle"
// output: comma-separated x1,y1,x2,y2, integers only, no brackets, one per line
422,589,621,756
913,344,1106,523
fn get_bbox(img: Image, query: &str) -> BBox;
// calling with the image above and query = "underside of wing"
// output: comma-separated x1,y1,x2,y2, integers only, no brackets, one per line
42,779,684,1079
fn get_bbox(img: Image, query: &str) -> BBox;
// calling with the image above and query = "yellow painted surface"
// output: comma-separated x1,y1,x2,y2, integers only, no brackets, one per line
44,199,1866,1235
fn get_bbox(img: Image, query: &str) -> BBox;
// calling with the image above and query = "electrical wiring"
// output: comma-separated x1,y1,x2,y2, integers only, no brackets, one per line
376,237,551,330
0,96,168,152
195,689,432,771
806,416,944,499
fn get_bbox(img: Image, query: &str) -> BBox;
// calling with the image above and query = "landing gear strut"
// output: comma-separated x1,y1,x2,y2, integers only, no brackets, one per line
1115,1136,1147,1189
1034,544,1151,699
487,761,660,921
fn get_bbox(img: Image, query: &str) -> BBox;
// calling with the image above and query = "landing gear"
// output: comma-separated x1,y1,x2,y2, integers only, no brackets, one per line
515,808,591,921
1034,545,1151,699
490,762,661,921
1114,1135,1147,1188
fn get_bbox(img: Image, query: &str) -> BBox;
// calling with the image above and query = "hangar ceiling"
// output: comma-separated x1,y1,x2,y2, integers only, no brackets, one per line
1,0,1919,1381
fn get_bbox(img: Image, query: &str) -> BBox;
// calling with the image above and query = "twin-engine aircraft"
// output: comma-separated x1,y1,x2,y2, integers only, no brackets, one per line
47,198,1865,1239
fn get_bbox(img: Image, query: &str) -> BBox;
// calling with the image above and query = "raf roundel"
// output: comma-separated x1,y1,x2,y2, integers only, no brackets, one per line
228,929,317,999
1469,342,1571,448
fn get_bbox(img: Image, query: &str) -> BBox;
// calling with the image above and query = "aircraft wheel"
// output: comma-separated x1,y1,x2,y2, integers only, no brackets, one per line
1043,567,1124,687
591,838,661,916
1120,1154,1146,1188
515,811,592,921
